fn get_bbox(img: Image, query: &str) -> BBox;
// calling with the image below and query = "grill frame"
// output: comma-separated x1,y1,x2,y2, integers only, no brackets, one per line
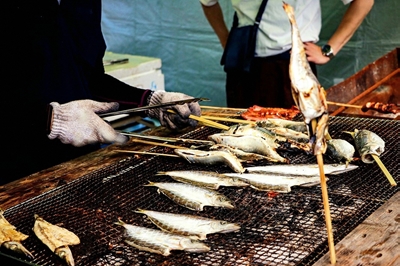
1,116,399,266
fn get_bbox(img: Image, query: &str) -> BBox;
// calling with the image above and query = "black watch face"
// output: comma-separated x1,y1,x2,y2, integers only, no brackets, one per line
322,45,331,54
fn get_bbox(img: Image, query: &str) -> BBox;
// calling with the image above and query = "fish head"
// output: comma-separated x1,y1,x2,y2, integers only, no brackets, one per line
55,246,75,266
213,195,235,209
1,241,34,259
211,221,241,233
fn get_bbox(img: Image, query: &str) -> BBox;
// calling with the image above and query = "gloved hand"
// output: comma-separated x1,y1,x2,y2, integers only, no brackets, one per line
48,100,128,147
147,91,201,130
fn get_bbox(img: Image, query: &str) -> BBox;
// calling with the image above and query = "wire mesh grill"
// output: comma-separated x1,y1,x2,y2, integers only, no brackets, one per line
2,116,399,266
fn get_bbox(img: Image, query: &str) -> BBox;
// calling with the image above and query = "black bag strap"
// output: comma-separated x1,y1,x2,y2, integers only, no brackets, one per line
233,0,269,28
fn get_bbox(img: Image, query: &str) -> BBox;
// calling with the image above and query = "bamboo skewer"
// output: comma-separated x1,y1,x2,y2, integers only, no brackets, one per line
128,139,187,149
114,150,180,157
371,154,397,186
201,112,242,117
317,154,336,265
120,132,215,146
327,101,362,109
201,115,256,125
167,110,230,130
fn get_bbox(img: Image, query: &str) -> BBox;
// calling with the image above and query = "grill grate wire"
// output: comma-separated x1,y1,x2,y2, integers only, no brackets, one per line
2,117,399,266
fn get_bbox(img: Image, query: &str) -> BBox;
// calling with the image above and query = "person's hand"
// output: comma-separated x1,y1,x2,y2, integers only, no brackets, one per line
304,42,330,65
48,100,128,147
147,91,201,130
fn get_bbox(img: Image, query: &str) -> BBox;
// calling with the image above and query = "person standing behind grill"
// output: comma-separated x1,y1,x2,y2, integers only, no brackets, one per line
1,1,201,186
199,0,374,108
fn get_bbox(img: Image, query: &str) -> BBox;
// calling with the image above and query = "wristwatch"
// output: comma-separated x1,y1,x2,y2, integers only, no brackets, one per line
321,44,335,59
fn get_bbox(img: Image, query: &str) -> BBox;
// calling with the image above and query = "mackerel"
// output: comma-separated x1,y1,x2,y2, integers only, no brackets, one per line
145,182,234,211
245,164,358,176
223,173,323,193
156,170,249,190
135,209,240,240
115,219,210,256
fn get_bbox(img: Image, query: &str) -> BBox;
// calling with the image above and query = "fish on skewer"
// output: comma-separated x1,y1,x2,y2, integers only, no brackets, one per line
174,148,245,173
283,2,335,263
135,209,240,240
343,129,385,164
208,133,289,163
256,118,308,133
245,163,358,176
115,219,210,256
144,182,235,211
326,139,355,165
156,170,249,190
33,214,80,266
209,144,276,162
0,208,33,259
283,2,329,155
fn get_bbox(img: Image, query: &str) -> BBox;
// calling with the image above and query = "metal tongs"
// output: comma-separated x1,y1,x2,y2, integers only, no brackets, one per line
99,97,210,118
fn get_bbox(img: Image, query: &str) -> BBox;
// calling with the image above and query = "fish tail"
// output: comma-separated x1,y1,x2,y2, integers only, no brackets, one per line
134,208,146,214
114,219,126,226
155,171,167,176
342,131,355,137
143,181,155,187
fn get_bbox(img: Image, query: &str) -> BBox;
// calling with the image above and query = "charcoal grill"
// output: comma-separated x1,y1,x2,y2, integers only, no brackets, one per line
1,116,399,266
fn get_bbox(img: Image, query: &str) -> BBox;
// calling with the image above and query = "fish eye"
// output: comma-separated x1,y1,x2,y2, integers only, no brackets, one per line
220,221,228,225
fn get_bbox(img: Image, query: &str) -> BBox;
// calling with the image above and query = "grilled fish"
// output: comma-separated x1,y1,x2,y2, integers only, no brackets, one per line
257,119,308,133
209,144,275,162
223,173,323,193
115,219,210,256
326,139,355,165
344,129,385,163
0,208,33,259
174,148,245,173
208,133,288,163
283,2,329,155
33,214,80,266
135,209,240,240
245,164,358,176
145,182,235,211
156,170,249,190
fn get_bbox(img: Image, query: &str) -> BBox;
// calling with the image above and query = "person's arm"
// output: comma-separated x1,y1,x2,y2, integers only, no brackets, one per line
201,1,230,48
305,0,374,64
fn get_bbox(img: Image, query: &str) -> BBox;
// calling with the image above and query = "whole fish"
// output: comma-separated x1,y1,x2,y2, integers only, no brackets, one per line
135,209,240,240
208,133,289,163
209,144,275,162
156,170,249,190
115,219,210,256
174,148,245,173
245,164,358,176
283,2,329,155
326,139,355,165
223,173,323,193
33,214,80,266
0,208,33,259
344,129,385,163
257,119,308,133
144,182,235,211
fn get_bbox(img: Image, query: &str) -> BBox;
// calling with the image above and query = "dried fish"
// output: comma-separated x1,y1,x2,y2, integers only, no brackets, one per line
283,2,329,155
223,173,323,193
326,139,355,165
245,164,358,176
174,148,245,173
156,170,249,190
208,133,289,163
344,129,385,163
135,209,240,240
145,182,235,211
115,219,210,256
0,208,33,259
33,214,80,266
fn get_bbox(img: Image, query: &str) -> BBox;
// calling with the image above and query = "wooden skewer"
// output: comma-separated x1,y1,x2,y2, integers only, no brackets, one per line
201,115,256,125
317,153,336,265
128,139,187,149
327,101,362,109
167,110,230,130
371,154,397,186
114,150,180,157
201,112,242,117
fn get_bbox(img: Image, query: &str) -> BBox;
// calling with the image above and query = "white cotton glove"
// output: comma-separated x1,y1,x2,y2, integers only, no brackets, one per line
147,91,201,130
48,100,128,147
